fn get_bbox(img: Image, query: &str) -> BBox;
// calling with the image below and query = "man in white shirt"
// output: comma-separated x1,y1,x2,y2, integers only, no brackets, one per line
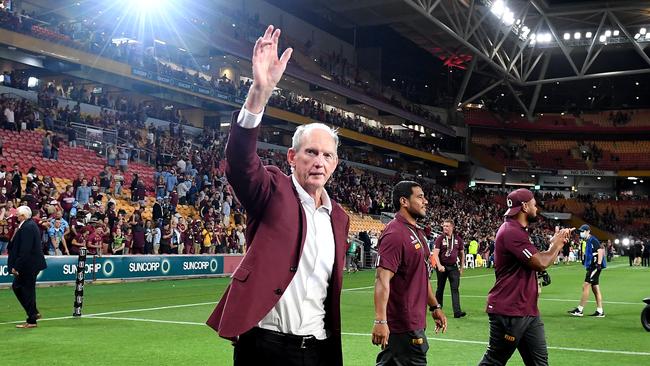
4,104,15,130
206,25,350,366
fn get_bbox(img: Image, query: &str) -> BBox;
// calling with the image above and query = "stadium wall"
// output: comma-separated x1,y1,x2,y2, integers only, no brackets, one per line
0,254,244,287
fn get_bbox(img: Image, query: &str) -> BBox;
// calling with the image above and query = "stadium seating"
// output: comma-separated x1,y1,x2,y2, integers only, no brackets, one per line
0,129,156,190
471,134,650,170
465,109,650,132
347,210,385,234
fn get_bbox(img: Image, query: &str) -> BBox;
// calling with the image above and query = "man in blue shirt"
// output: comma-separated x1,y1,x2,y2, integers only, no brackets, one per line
568,224,606,317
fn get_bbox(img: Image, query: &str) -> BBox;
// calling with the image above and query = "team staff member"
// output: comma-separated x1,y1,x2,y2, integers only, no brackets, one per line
568,224,606,317
372,181,447,365
8,206,47,328
432,219,466,318
206,25,350,366
478,189,572,365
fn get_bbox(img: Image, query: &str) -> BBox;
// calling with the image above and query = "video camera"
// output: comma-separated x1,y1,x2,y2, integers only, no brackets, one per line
537,271,551,287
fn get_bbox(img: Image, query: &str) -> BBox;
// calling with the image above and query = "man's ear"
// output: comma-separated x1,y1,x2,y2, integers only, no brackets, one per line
400,196,408,208
287,148,296,168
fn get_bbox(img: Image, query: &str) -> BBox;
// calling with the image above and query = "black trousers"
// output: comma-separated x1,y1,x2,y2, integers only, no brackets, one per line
376,329,428,366
435,265,462,315
478,314,548,366
12,272,39,324
234,328,335,366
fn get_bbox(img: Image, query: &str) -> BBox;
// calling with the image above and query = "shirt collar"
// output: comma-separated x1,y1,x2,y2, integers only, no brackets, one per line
291,175,332,214
395,212,421,230
506,217,528,232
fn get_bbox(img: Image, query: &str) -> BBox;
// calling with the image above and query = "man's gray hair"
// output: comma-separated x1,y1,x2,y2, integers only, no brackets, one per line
17,205,32,219
291,123,339,153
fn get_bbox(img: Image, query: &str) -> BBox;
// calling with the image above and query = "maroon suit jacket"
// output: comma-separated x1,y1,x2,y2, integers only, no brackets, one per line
206,113,349,365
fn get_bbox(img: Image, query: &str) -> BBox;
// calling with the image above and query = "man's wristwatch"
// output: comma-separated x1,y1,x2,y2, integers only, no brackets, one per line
374,320,388,325
429,304,442,312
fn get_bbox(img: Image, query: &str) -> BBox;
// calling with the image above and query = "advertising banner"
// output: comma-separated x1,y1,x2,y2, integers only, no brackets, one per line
0,255,225,285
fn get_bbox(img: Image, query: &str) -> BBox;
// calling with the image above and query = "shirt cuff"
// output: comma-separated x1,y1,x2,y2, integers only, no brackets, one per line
236,105,264,129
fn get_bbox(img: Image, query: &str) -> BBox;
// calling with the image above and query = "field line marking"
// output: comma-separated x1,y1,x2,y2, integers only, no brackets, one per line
90,316,205,326
343,291,642,306
0,314,75,325
75,316,650,357
85,301,217,317
341,332,650,356
342,273,494,292
0,301,217,325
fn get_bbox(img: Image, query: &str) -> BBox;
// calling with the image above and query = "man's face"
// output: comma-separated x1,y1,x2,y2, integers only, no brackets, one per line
404,186,428,220
287,129,338,195
54,220,61,228
442,222,454,236
522,198,538,223
82,179,87,186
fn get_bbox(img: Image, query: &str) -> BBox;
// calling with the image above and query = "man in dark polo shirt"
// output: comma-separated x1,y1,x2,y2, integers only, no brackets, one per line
568,224,606,317
432,219,466,318
372,181,447,365
478,188,573,366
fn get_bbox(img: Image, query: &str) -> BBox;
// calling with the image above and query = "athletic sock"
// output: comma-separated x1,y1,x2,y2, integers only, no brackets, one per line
577,305,584,312
596,307,603,313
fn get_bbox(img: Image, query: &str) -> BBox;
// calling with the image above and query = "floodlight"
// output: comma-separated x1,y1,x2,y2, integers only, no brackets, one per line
623,238,630,246
491,0,505,17
635,33,641,40
614,239,619,244
641,27,647,35
503,11,515,26
585,32,592,38
563,33,571,40
574,32,581,40
135,0,158,12
613,30,620,36
605,30,612,37
599,35,607,43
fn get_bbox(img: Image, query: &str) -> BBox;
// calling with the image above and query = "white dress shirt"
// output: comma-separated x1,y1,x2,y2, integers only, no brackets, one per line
237,106,336,339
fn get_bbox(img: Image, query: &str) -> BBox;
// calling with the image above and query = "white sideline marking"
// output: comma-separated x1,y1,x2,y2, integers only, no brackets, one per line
85,317,650,357
342,273,494,292
90,316,205,326
344,292,641,306
0,301,217,325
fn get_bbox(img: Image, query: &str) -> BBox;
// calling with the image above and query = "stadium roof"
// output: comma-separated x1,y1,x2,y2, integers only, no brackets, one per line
307,0,650,116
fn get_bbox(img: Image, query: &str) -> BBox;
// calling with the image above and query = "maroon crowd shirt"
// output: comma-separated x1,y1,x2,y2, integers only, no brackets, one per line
377,213,431,333
486,217,540,317
434,234,464,266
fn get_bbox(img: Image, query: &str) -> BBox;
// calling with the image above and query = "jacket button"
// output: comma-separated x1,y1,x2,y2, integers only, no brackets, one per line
274,288,283,295
289,266,297,272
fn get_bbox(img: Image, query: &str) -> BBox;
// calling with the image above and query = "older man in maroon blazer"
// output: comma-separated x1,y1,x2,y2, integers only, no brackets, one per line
206,25,350,366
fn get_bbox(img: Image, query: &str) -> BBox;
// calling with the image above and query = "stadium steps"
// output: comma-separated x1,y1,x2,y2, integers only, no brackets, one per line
0,129,157,191
468,145,505,173
345,209,385,235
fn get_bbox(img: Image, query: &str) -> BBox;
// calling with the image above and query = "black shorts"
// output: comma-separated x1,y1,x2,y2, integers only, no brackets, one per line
584,267,602,285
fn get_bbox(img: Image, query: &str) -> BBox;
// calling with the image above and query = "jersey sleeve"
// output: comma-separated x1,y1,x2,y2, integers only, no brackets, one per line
433,235,443,251
507,233,539,263
377,231,402,274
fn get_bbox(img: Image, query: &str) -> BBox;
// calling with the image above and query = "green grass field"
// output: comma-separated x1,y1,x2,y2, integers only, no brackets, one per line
1,261,648,365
